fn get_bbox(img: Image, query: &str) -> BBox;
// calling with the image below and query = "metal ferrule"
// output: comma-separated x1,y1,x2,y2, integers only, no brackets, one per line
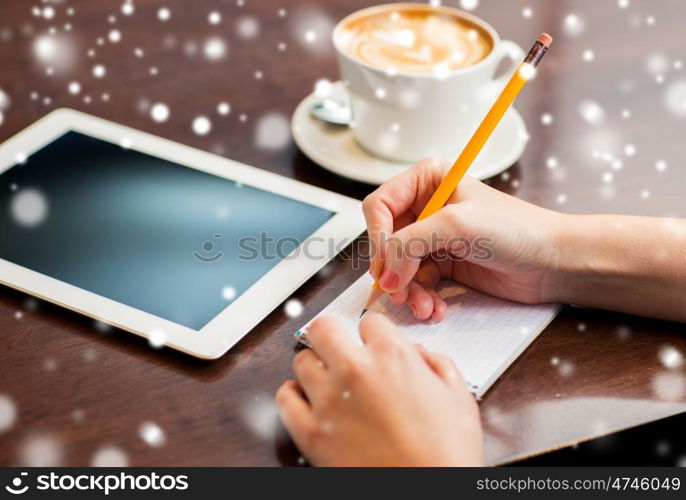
524,41,548,67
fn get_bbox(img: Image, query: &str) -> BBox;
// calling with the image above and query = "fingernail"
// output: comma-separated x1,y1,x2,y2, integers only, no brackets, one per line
411,304,418,317
379,269,399,290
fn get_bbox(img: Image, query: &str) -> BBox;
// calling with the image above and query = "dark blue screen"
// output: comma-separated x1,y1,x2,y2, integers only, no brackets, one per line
0,132,333,330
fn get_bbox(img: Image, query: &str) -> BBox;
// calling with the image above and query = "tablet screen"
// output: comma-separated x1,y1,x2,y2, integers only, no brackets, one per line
0,131,333,330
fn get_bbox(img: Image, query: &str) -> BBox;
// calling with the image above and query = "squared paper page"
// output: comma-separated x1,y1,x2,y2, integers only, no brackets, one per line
300,274,560,398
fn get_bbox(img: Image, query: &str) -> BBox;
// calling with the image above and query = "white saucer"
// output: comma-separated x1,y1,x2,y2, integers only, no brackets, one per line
292,81,529,185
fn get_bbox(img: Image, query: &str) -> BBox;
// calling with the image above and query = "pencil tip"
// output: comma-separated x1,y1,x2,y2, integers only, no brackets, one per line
359,309,367,318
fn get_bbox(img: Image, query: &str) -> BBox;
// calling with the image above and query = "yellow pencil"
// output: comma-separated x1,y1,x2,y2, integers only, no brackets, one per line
362,33,554,316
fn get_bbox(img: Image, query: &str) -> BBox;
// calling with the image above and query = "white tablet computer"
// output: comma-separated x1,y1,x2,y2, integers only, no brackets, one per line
0,109,365,359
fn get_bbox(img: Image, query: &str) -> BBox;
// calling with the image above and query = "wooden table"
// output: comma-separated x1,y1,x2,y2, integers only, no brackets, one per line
1,0,685,466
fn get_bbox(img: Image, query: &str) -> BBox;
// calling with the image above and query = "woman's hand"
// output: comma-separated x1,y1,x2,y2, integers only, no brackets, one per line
362,157,563,321
276,314,483,466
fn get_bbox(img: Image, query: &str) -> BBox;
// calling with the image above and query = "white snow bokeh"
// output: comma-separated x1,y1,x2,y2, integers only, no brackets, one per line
550,356,575,376
10,188,49,228
658,346,684,369
68,81,81,95
192,116,212,136
208,11,222,25
150,103,170,122
93,64,106,78
204,37,228,61
254,112,290,151
92,446,129,467
42,6,55,20
558,360,575,377
582,127,622,162
664,80,686,118
459,0,479,10
376,131,400,155
290,7,335,55
33,34,77,73
108,29,121,44
148,329,166,349
121,1,134,16
94,320,113,333
518,63,537,80
217,102,231,116
72,408,86,423
139,421,166,447
652,372,686,402
0,394,17,432
44,358,58,372
0,87,9,111
646,53,669,76
119,136,133,149
399,88,421,109
242,395,280,441
314,78,333,97
655,439,671,458
237,16,260,39
15,152,27,165
563,13,586,37
20,434,63,466
284,299,304,318
222,286,237,301
157,7,171,22
578,100,606,125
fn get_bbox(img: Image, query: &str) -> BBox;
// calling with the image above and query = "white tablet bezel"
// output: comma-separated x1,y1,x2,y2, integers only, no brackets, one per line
0,109,365,359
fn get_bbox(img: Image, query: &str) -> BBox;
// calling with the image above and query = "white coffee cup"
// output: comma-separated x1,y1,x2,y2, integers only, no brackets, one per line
333,3,525,164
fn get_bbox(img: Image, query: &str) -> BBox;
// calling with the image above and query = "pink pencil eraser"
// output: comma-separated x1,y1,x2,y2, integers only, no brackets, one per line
538,33,553,48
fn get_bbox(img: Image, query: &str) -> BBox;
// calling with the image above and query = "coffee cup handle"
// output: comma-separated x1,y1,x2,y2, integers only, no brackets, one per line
489,40,526,89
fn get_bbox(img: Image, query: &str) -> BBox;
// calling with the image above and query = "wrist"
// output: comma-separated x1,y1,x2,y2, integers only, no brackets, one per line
543,213,626,305
539,212,591,304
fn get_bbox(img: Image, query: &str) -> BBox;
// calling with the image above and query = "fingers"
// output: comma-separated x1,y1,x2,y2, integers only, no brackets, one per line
415,346,465,387
388,282,447,321
381,206,459,293
275,380,316,443
407,282,434,320
427,288,448,322
388,286,409,306
358,312,412,351
415,261,448,321
305,316,361,371
363,158,447,280
292,349,329,402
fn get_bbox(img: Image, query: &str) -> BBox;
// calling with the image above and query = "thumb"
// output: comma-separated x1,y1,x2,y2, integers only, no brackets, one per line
379,207,458,293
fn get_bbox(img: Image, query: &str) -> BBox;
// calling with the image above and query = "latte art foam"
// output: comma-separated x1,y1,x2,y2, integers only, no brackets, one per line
338,9,492,74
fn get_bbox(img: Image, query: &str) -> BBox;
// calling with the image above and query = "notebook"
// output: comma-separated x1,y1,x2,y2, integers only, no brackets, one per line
296,274,560,399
